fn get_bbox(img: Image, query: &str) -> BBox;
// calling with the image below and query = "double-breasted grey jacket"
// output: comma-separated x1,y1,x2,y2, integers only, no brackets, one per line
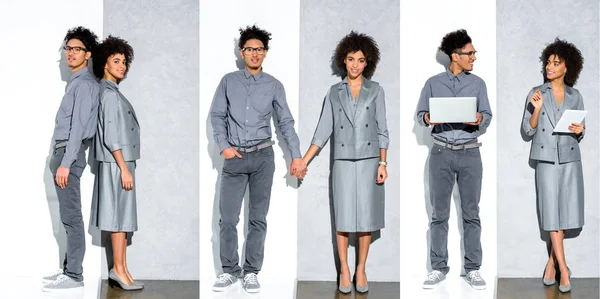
522,83,585,163
311,77,389,160
94,79,141,162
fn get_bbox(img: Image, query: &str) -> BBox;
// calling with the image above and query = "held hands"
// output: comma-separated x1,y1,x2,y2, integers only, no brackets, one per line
464,112,483,126
376,165,388,184
121,169,134,191
55,166,70,189
569,122,584,135
222,147,242,159
290,158,308,179
530,89,543,110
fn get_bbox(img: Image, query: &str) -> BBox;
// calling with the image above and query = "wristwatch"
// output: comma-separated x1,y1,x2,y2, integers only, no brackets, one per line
379,161,387,167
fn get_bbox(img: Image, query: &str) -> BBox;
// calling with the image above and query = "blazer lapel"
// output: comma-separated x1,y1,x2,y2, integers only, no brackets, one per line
541,84,556,128
353,78,372,122
337,81,355,127
120,93,139,126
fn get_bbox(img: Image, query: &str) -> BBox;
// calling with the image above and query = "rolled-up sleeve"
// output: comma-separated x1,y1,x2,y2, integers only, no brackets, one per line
102,91,122,152
209,77,231,153
522,89,537,136
477,80,493,130
416,80,431,126
375,87,389,149
273,82,302,159
61,82,95,168
311,90,334,148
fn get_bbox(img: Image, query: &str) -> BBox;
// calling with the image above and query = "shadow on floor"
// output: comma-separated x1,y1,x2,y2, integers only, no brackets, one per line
296,281,400,299
497,278,599,299
99,280,199,299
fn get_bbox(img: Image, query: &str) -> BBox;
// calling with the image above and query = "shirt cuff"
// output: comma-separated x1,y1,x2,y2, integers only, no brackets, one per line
60,157,75,168
218,140,231,154
290,148,302,159
417,112,428,127
379,141,389,149
311,138,326,149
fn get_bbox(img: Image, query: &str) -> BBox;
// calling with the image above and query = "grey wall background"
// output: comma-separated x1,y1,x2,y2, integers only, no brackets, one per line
297,0,400,281
497,0,599,277
102,0,199,279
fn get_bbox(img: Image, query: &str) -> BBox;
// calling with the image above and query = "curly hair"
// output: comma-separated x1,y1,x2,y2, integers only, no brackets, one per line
92,35,134,81
238,25,272,50
333,31,380,79
439,29,472,58
540,38,583,87
64,26,99,55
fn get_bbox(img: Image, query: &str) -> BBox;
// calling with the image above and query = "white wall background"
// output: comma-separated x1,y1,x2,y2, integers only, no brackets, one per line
0,1,102,298
199,0,299,292
399,0,497,298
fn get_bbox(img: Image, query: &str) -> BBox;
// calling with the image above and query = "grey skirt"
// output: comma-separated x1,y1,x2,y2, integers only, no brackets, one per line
535,156,584,231
91,161,138,232
332,157,385,232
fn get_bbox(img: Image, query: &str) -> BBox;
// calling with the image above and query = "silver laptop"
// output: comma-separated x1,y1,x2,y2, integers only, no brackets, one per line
429,97,477,123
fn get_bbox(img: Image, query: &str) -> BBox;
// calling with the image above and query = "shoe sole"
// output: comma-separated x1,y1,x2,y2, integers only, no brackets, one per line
212,286,233,292
245,288,260,293
41,278,57,284
422,280,445,289
468,284,486,290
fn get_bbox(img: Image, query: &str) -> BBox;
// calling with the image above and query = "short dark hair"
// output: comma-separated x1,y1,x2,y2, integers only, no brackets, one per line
439,29,472,58
238,25,272,50
540,38,583,87
333,31,380,79
64,26,99,55
92,35,134,81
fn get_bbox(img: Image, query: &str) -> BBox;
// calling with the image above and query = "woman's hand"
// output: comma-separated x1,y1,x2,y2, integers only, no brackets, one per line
121,169,134,191
530,89,543,110
376,165,387,184
569,122,584,135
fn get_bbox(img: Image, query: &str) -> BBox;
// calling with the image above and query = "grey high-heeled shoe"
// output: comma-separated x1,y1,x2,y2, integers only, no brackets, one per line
354,273,369,294
558,267,571,293
542,267,556,286
338,274,352,294
108,269,143,291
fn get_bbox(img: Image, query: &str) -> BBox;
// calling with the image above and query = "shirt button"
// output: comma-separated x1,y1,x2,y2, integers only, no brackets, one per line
366,107,369,110
341,126,344,129
542,128,545,132
128,111,131,114
365,124,369,128
571,147,574,150
339,108,342,112
131,128,134,131
368,142,371,145
341,144,344,147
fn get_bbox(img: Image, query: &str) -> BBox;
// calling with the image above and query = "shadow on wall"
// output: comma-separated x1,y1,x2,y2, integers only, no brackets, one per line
206,37,299,276
411,50,471,274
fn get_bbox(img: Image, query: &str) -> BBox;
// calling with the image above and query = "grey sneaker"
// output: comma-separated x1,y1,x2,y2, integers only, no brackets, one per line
243,273,260,293
41,269,64,284
212,273,238,292
465,270,486,290
42,274,84,292
422,270,446,289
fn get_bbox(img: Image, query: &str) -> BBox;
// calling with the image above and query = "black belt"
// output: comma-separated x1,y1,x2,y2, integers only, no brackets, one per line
232,140,275,153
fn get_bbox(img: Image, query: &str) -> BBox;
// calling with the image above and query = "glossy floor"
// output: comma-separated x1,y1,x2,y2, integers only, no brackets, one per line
497,278,599,299
99,280,199,299
296,281,400,299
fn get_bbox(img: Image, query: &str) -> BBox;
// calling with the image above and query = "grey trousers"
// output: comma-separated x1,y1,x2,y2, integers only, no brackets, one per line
49,145,87,282
429,144,482,275
219,146,275,276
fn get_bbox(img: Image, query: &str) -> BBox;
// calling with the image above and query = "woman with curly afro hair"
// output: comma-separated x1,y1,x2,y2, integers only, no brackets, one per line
296,31,389,294
90,35,143,290
522,38,585,293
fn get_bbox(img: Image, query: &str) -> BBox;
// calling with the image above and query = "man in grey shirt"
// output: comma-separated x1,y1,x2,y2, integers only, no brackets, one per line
42,27,100,293
416,29,492,290
210,25,305,294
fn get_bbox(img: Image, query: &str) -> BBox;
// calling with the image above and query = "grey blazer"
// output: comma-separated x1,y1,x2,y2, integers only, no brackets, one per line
522,83,584,163
94,79,141,162
311,77,389,160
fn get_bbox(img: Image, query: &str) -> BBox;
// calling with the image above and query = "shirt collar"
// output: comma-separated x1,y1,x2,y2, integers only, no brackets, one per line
445,68,467,81
70,67,90,82
102,78,119,90
243,68,263,80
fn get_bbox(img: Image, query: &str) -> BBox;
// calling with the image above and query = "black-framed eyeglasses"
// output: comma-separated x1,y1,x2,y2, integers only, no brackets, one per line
455,50,477,57
241,47,266,55
63,46,88,54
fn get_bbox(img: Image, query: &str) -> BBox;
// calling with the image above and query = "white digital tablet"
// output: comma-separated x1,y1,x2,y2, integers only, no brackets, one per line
429,97,477,123
554,110,587,133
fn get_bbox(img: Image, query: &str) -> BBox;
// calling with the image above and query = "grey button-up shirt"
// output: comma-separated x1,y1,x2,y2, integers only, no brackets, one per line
312,77,389,149
52,67,100,167
210,69,301,158
416,69,492,144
